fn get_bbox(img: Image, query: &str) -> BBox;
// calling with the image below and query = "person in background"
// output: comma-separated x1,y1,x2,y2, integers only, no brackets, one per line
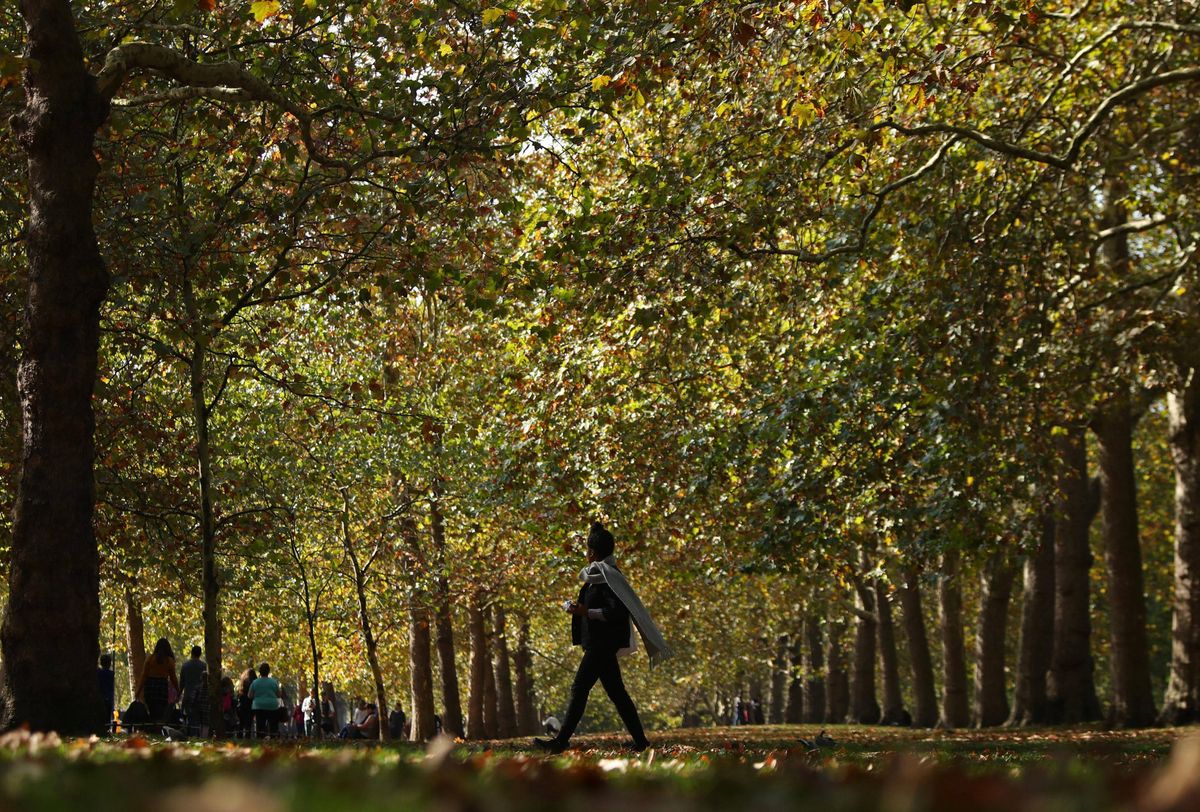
135,638,180,724
219,675,238,734
237,668,256,738
97,653,115,733
339,698,369,739
302,688,318,737
249,663,282,738
320,683,337,735
341,702,379,740
388,706,407,740
178,645,208,737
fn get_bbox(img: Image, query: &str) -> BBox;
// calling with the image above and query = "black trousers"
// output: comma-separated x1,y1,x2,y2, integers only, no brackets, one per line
558,648,647,745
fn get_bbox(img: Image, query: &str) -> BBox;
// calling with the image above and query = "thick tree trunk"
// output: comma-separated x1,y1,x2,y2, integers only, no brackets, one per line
850,582,881,723
429,484,463,738
876,581,908,725
466,590,488,739
973,553,1015,727
1009,514,1055,726
1163,373,1200,723
183,301,225,737
409,600,438,740
802,615,825,723
770,633,789,724
123,582,146,701
492,605,518,738
514,618,538,735
1093,394,1158,727
1047,427,1103,722
785,636,803,724
898,566,938,728
825,621,849,723
482,613,499,739
938,550,969,728
0,0,111,734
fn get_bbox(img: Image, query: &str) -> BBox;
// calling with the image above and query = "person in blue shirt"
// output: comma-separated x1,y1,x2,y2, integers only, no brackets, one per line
249,663,282,738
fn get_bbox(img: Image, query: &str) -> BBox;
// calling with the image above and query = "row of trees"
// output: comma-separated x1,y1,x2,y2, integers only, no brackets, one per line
0,0,1198,734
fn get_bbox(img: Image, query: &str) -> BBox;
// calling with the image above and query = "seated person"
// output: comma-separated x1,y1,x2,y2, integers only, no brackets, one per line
340,702,378,740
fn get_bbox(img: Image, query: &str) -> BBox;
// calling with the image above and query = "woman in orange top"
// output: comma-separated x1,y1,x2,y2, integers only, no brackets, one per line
135,638,180,723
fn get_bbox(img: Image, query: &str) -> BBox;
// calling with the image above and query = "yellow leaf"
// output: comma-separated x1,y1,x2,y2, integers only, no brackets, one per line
482,7,504,26
591,74,611,92
439,41,453,56
250,0,280,22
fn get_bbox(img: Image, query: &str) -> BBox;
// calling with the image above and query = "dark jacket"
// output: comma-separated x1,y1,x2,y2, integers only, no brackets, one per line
571,581,631,653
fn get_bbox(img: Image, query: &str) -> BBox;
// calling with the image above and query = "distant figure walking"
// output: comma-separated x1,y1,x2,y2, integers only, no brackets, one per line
135,638,180,724
97,654,115,732
237,668,256,737
534,521,672,754
179,645,208,736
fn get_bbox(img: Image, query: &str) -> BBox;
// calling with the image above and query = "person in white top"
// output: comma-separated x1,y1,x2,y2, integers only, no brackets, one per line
301,688,318,737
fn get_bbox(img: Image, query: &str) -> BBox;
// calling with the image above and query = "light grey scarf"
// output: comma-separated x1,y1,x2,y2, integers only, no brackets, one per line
580,555,673,667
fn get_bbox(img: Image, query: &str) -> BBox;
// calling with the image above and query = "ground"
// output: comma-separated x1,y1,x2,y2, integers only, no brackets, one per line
1,724,1197,811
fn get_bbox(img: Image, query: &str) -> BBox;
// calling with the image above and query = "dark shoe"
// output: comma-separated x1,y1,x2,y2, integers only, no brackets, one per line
626,739,651,753
533,737,567,754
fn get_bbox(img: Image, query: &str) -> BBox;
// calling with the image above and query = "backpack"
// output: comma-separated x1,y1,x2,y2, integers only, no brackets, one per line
123,699,150,728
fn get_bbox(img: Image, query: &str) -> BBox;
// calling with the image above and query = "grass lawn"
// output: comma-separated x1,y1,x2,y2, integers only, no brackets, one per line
1,724,1197,811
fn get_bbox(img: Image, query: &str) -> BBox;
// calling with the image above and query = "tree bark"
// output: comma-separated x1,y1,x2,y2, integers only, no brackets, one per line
123,582,146,702
1093,393,1158,727
341,493,389,740
850,581,880,724
785,636,803,724
898,566,938,728
876,581,908,725
938,550,969,728
514,617,538,735
973,553,1015,727
1162,371,1200,723
1047,427,1103,722
770,633,789,724
1,0,111,734
825,620,849,723
466,590,488,739
1008,514,1055,726
492,605,518,738
482,606,499,739
429,481,464,737
183,274,225,737
408,600,438,740
802,615,826,723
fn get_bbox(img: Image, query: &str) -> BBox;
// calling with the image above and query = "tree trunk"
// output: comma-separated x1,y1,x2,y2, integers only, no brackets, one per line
0,0,111,734
341,494,389,740
429,483,464,737
1047,427,1103,722
1093,394,1158,727
898,566,938,728
466,590,488,739
770,633,789,724
785,636,803,724
1009,513,1055,726
492,605,518,738
514,618,538,735
409,600,438,740
876,581,908,725
123,582,146,701
183,296,225,737
1163,372,1200,723
482,609,499,739
802,615,826,723
825,620,849,723
973,553,1015,727
938,550,969,728
850,581,881,723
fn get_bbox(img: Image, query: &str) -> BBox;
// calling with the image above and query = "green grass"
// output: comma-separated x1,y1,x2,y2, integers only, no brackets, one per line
0,724,1196,811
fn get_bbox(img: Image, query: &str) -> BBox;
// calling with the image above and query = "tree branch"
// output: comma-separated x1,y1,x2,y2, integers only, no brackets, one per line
877,66,1200,171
